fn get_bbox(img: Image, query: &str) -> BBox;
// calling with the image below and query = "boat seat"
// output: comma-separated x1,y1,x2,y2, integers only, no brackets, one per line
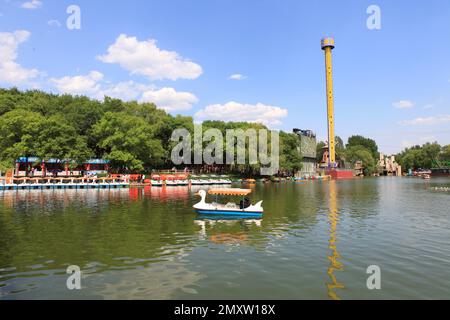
225,202,238,208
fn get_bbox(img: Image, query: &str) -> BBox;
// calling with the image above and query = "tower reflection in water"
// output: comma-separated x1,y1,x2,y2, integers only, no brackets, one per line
326,180,345,300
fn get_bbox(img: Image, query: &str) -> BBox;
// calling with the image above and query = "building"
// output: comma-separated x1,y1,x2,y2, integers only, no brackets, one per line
14,157,110,177
378,154,402,176
293,129,317,177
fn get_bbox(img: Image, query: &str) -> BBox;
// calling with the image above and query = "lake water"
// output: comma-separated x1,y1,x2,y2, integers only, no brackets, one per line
1,177,449,300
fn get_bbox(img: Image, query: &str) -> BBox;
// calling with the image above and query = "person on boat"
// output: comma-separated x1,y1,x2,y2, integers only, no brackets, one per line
239,197,251,209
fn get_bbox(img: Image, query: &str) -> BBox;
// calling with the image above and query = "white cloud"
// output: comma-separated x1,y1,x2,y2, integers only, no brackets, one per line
141,87,198,112
50,71,104,97
47,20,61,28
21,0,42,9
101,81,154,101
399,115,450,126
51,71,150,100
97,34,202,81
50,71,195,111
422,104,433,109
195,101,288,127
0,30,39,85
393,100,414,109
229,74,247,80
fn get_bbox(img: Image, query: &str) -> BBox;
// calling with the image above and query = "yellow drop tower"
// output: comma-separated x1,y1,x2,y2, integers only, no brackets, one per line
321,37,336,168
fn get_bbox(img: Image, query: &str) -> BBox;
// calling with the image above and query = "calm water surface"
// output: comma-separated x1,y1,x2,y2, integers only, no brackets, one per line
1,178,449,300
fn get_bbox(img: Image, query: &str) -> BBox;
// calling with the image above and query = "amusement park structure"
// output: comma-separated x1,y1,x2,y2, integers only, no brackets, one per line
321,37,353,179
321,37,337,168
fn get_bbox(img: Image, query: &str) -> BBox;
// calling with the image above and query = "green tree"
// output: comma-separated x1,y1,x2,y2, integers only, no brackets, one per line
93,112,165,171
345,145,376,175
316,141,326,162
347,135,379,160
279,131,302,175
0,109,44,172
440,145,450,164
396,142,442,170
29,116,92,164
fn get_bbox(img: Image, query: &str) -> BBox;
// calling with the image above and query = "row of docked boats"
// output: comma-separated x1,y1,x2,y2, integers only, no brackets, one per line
150,175,232,187
0,177,129,190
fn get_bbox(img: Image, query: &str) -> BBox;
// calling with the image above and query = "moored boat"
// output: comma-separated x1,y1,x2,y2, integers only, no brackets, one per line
219,175,232,184
151,180,163,186
176,180,189,186
431,167,450,177
166,180,178,186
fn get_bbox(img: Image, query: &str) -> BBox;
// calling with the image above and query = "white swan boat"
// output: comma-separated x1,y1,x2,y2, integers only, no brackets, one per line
193,188,263,217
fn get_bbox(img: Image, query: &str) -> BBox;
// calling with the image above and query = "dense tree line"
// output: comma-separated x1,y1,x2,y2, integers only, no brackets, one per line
396,142,450,170
0,88,301,175
316,134,450,174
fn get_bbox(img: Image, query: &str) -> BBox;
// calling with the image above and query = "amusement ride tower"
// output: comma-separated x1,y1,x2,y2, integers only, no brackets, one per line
321,37,337,168
321,37,354,179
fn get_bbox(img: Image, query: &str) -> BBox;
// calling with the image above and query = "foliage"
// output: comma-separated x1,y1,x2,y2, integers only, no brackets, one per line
346,135,379,160
92,111,165,171
316,141,326,162
440,145,450,163
344,145,376,175
396,142,443,170
279,131,302,174
0,88,304,176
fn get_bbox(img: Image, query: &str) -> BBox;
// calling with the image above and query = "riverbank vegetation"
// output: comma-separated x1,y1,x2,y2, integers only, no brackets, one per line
1,88,447,176
316,135,450,174
0,88,301,175
396,143,450,170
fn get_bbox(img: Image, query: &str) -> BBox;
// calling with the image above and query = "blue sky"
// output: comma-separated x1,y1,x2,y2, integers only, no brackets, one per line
1,0,449,154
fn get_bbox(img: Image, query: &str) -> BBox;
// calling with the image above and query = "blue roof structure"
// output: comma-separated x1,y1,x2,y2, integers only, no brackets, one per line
16,157,110,164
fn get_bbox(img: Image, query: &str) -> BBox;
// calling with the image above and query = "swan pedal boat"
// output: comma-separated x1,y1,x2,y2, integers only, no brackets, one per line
194,188,263,217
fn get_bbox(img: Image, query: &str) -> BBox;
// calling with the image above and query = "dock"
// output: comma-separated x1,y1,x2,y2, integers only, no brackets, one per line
0,177,129,191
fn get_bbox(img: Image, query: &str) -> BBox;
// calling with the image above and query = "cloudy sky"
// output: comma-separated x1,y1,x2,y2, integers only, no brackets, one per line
1,0,449,153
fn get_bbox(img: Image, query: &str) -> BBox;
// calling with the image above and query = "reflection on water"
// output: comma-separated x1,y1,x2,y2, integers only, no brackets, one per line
1,178,450,299
326,181,344,300
194,217,262,244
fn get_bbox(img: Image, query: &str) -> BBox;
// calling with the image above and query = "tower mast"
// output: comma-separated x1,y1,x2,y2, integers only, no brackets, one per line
321,37,336,167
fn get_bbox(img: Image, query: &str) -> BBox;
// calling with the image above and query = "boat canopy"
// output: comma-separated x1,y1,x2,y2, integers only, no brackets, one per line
208,188,252,196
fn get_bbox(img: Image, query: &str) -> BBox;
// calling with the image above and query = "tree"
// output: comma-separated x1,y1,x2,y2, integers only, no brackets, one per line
279,131,302,175
440,145,450,163
0,109,44,172
316,141,326,162
29,116,92,164
0,108,91,175
93,112,165,171
345,145,376,175
347,135,379,160
396,142,442,170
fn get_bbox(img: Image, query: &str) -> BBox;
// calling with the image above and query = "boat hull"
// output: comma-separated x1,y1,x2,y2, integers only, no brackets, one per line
431,168,450,177
195,209,262,217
